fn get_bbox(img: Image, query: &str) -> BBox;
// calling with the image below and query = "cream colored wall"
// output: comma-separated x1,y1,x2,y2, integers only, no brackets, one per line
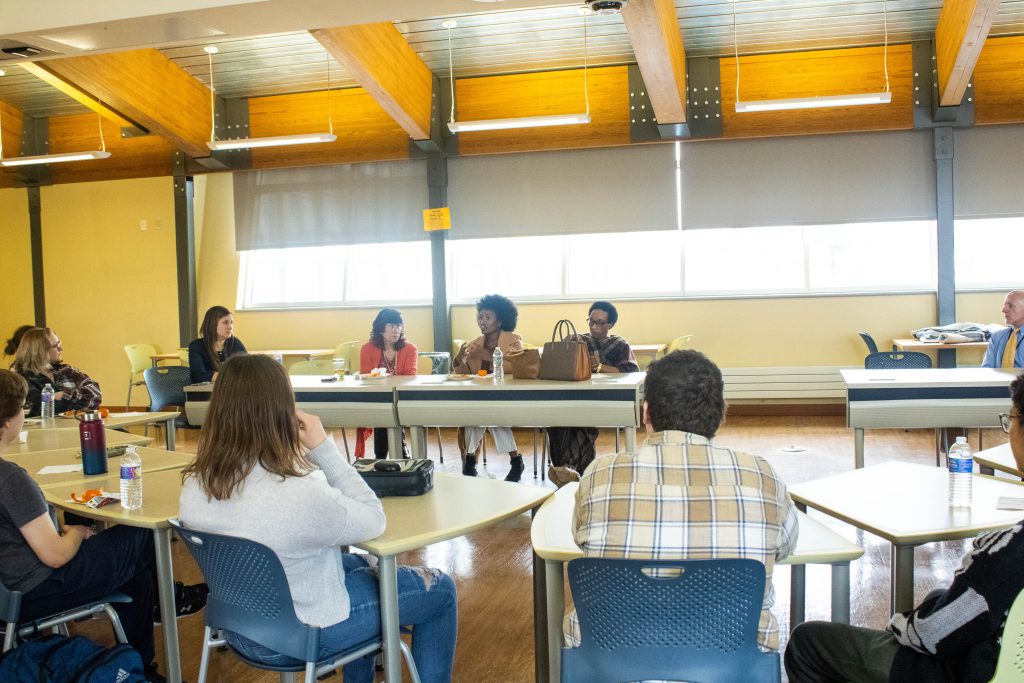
0,188,35,364
453,294,941,368
40,178,179,406
196,173,435,354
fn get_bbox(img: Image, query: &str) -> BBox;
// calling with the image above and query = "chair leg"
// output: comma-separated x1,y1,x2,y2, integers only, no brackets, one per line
102,604,129,644
482,436,488,465
198,626,214,683
542,428,548,470
435,427,444,463
533,428,539,477
339,428,351,463
399,640,422,683
280,673,297,683
126,379,133,413
615,427,621,452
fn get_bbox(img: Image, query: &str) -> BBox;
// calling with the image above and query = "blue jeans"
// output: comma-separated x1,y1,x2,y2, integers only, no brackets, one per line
227,554,457,683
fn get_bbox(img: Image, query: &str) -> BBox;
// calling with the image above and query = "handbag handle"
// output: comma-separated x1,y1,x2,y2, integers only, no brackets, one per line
550,319,579,342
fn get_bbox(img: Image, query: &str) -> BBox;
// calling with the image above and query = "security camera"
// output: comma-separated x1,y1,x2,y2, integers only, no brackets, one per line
586,1,628,15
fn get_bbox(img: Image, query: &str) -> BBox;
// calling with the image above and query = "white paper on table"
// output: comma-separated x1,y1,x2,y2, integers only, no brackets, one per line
18,431,27,443
37,464,83,475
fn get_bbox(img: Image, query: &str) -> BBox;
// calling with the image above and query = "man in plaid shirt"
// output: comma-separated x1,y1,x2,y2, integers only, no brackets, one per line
567,349,800,651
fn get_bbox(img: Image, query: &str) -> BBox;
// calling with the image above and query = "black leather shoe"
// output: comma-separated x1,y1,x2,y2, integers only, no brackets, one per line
505,455,525,483
463,455,478,477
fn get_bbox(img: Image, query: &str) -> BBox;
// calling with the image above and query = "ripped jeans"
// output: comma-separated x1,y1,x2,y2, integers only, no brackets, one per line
226,553,458,683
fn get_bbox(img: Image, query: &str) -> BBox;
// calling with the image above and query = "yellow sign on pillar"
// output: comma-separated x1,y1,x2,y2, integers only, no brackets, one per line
422,207,451,232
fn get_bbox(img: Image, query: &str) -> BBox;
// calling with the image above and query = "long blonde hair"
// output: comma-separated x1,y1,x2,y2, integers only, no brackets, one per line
182,354,310,500
11,328,52,376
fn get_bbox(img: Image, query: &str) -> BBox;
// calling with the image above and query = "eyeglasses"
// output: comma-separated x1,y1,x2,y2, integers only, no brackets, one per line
586,318,610,327
50,340,62,349
999,412,1016,434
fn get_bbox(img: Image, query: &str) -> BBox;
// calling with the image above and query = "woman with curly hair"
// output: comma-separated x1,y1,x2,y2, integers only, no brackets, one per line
356,308,418,458
452,294,525,481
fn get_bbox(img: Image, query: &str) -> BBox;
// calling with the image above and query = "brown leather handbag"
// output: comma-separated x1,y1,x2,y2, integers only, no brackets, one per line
539,320,592,381
505,348,541,379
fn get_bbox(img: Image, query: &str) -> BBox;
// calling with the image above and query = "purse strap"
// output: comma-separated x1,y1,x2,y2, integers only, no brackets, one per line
550,319,579,342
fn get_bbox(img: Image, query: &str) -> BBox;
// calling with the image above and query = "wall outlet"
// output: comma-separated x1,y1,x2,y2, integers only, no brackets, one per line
139,219,148,231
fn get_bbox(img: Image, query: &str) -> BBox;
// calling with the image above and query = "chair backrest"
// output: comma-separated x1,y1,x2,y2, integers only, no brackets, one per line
655,335,694,360
451,339,466,359
990,587,1024,683
562,557,780,683
333,341,359,375
864,351,932,369
417,351,451,375
169,519,320,663
858,332,879,354
143,366,192,411
124,344,157,376
288,359,337,375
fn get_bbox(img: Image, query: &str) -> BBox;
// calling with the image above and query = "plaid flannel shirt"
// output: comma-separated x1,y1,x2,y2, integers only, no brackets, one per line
567,430,800,651
578,333,640,373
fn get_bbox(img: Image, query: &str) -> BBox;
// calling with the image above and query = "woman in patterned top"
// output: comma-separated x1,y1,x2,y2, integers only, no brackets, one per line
12,327,102,417
355,308,418,458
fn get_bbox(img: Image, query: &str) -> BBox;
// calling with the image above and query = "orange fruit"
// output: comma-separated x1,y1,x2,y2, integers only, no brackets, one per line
477,369,488,376
98,407,110,418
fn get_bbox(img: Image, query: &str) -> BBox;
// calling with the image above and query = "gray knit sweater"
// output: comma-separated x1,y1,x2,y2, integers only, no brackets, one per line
179,439,385,627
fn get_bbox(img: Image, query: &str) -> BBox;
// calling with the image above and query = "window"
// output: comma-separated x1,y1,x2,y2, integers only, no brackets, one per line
448,235,564,300
566,231,682,296
239,240,432,309
955,217,1024,289
805,221,936,291
683,227,804,293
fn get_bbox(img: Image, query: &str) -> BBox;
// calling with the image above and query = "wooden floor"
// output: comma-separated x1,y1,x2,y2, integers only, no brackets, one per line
74,417,1012,682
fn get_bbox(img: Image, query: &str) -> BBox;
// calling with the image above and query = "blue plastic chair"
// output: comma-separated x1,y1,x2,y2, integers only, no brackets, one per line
0,578,130,652
169,519,420,683
864,350,932,369
562,557,780,683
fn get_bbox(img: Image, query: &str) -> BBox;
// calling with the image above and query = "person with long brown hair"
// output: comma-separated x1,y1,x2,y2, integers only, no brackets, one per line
12,327,101,417
179,354,457,683
356,308,418,458
187,305,247,384
0,368,202,682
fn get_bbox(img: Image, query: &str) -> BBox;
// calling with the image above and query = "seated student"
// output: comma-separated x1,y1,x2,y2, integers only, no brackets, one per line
568,350,798,652
547,301,639,484
178,354,457,683
0,369,207,683
188,305,247,384
786,375,1024,683
982,290,1024,368
452,294,525,482
356,308,418,458
12,327,101,416
3,324,33,362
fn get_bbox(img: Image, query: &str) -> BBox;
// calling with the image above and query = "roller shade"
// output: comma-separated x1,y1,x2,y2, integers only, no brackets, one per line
447,144,679,239
954,125,1024,218
233,159,428,250
680,129,936,229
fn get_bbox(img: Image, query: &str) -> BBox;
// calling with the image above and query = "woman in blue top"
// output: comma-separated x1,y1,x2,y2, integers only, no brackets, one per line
188,306,247,383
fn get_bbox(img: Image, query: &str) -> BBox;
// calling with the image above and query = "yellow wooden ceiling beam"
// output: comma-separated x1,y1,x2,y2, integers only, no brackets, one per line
621,0,687,124
935,0,1002,106
312,22,434,140
18,62,142,130
36,49,213,158
0,100,24,163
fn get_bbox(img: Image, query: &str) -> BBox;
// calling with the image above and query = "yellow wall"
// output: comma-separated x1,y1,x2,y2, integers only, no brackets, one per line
0,188,35,364
40,178,179,407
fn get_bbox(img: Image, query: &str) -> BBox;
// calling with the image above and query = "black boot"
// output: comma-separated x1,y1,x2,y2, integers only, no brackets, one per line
505,455,525,483
463,454,478,477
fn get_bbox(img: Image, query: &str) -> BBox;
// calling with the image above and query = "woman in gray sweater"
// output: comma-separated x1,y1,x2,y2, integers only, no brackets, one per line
179,354,457,683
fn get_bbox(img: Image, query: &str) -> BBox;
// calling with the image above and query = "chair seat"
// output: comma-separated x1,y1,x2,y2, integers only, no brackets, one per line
17,591,132,626
226,635,381,672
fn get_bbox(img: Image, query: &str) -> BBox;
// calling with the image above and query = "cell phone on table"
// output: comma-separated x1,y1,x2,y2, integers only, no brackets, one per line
320,376,339,382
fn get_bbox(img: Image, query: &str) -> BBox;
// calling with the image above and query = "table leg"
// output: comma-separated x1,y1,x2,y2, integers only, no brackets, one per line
854,428,864,469
831,563,851,624
409,426,426,459
387,428,401,459
153,527,181,683
890,545,915,615
164,418,176,451
625,427,636,453
533,552,551,683
378,554,402,683
543,559,564,683
789,564,806,632
980,464,995,476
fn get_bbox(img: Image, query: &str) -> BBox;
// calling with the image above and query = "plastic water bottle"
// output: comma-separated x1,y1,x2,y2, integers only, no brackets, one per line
40,383,55,421
119,445,143,510
947,436,973,508
492,346,504,381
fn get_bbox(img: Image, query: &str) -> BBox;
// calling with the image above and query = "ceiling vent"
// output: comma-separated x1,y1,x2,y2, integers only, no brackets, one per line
0,41,59,62
586,1,628,14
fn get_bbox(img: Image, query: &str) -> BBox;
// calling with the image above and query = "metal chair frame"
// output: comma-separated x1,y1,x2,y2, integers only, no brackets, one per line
1,579,130,653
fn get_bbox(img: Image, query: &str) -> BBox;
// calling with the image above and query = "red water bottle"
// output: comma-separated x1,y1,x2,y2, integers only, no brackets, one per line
79,411,108,475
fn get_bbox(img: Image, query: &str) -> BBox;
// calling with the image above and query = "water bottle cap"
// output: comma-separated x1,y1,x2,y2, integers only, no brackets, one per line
80,410,102,422
955,436,967,443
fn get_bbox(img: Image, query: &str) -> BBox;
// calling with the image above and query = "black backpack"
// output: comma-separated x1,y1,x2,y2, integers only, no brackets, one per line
0,633,147,682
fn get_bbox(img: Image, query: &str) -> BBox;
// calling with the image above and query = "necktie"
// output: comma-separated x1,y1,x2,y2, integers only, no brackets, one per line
1002,328,1020,368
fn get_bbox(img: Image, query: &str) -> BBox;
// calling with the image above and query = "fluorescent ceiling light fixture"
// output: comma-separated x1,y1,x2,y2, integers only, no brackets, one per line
0,150,112,167
448,113,591,133
206,132,337,151
735,92,892,113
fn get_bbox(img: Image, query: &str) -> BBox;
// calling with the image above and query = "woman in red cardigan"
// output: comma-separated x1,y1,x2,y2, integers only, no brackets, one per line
356,308,418,458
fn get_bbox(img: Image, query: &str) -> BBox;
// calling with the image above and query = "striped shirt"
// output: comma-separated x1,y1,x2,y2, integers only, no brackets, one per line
566,430,800,650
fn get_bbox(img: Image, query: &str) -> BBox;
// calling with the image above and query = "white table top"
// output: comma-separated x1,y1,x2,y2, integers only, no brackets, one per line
40,467,186,529
4,446,192,487
8,428,152,456
841,367,1019,388
355,473,551,557
530,482,863,565
24,412,180,431
396,372,645,392
789,462,1024,545
974,443,1023,478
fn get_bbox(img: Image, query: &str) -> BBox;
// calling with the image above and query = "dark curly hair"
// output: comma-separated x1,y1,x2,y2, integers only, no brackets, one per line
4,325,34,357
1011,375,1024,427
370,308,407,350
644,349,725,438
588,301,618,326
477,294,518,332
